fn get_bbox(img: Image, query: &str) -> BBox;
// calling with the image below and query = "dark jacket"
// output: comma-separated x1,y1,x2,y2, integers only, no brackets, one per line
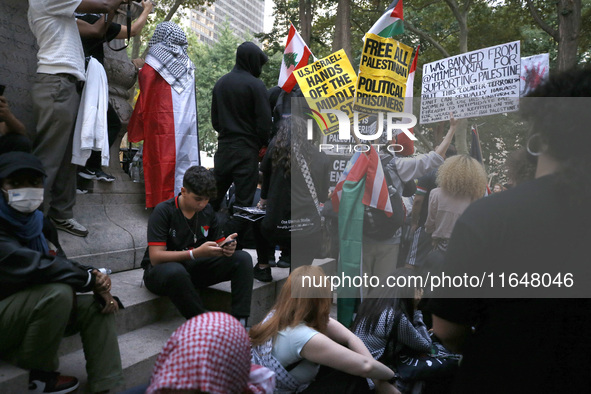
261,137,330,243
211,42,271,152
0,218,96,301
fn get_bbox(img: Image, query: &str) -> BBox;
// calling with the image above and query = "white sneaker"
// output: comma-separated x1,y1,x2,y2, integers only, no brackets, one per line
50,217,89,237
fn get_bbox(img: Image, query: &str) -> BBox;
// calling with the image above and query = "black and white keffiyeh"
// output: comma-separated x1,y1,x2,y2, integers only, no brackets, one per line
146,21,195,94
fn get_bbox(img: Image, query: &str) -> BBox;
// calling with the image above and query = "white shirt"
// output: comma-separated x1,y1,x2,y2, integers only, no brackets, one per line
28,0,86,81
272,324,320,385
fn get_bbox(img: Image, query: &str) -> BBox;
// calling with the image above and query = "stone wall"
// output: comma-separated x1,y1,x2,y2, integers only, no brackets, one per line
0,0,38,137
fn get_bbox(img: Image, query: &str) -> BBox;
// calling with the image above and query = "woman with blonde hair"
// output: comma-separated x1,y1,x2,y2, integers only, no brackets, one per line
250,265,398,394
425,155,487,251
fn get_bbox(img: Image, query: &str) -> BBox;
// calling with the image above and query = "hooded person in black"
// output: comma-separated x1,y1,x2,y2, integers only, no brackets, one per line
211,42,271,238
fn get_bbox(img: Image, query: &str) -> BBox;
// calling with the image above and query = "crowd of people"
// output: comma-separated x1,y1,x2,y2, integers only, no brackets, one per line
0,1,590,392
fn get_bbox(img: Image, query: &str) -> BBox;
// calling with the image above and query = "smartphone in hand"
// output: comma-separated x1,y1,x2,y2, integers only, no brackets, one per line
0,85,5,96
218,238,236,248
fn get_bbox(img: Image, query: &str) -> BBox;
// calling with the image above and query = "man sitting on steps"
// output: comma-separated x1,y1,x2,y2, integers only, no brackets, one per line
0,151,123,394
141,165,253,326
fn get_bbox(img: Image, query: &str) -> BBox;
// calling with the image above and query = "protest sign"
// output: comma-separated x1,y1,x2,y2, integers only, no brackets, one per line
355,33,412,114
295,49,358,136
420,41,521,124
520,53,549,97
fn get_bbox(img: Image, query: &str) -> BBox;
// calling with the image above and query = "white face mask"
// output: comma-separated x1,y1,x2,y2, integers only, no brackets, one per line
3,188,44,213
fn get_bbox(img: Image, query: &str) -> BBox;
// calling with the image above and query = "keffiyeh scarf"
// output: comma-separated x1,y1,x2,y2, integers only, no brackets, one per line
147,312,251,394
146,21,195,94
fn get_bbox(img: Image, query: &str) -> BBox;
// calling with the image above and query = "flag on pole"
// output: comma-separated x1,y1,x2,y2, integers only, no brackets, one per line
367,0,404,38
332,148,393,217
332,147,392,325
396,45,419,156
278,23,312,93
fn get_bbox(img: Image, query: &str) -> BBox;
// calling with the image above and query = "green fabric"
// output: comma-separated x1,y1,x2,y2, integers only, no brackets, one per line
0,284,123,392
337,177,366,327
378,20,404,38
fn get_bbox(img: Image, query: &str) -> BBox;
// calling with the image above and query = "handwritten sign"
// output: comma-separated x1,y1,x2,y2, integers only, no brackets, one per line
420,41,521,124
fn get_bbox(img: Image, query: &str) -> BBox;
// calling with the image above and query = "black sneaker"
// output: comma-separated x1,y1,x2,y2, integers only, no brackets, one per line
29,370,79,394
78,167,97,180
253,264,272,282
277,254,291,269
95,169,115,182
50,217,89,237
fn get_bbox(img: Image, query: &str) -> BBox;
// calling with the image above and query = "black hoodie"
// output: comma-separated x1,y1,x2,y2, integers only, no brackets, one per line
211,42,271,152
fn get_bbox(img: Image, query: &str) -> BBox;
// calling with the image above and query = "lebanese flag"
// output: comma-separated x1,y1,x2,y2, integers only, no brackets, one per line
332,147,392,216
128,62,200,208
367,0,404,38
395,45,419,156
278,23,312,93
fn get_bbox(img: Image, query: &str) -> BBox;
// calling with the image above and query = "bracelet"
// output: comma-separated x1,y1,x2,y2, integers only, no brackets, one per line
188,249,196,260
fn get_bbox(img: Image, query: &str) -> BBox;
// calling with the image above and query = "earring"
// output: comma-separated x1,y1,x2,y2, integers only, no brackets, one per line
526,133,544,156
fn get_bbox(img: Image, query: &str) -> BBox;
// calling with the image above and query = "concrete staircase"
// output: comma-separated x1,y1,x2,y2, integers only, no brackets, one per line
0,173,338,392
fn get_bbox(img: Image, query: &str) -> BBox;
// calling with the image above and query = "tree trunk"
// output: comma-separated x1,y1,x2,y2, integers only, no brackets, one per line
332,0,352,60
299,0,313,46
556,0,581,71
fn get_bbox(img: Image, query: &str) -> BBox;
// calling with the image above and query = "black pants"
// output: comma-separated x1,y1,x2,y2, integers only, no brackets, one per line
301,366,372,394
85,103,121,169
211,146,259,236
142,250,253,319
254,220,321,272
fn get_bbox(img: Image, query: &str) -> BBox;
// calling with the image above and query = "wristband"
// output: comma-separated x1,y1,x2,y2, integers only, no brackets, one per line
188,249,196,260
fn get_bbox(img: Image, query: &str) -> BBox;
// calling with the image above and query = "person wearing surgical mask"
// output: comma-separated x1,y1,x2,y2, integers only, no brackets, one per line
0,151,124,393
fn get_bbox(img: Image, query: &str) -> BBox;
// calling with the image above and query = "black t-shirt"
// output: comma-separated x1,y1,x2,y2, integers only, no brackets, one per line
429,175,591,392
77,14,122,65
142,195,221,268
415,169,437,227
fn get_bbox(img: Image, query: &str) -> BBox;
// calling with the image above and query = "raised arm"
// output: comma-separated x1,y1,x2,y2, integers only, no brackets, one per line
434,114,458,158
0,96,26,136
116,0,153,38
76,0,124,14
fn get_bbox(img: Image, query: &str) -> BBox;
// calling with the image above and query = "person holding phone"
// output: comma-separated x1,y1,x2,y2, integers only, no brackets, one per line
141,166,253,326
0,92,31,154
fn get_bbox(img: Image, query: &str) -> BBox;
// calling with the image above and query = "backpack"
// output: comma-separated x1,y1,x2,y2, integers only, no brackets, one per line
363,152,406,241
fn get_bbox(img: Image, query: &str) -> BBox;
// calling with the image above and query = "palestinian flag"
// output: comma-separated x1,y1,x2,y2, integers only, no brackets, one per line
332,147,392,326
278,23,312,93
367,0,404,38
128,62,200,208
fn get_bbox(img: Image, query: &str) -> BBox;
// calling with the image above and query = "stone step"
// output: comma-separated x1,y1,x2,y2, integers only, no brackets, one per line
0,256,338,393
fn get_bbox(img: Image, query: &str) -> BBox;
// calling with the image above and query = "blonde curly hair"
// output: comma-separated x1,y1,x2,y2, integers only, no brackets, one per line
436,155,488,201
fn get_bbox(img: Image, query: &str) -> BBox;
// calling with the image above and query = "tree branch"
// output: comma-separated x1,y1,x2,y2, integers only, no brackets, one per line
526,0,559,41
404,20,450,58
443,0,463,25
414,125,434,152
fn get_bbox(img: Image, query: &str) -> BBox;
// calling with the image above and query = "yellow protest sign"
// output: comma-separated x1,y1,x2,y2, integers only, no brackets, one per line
355,34,412,114
294,49,357,135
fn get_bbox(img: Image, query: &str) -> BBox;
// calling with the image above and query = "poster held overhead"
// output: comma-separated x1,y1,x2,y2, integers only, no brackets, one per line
420,40,521,124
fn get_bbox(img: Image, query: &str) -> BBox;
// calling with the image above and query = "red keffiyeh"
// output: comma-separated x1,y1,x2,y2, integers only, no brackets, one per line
147,312,251,394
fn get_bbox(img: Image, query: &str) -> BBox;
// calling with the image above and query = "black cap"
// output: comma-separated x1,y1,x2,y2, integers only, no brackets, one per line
0,151,46,179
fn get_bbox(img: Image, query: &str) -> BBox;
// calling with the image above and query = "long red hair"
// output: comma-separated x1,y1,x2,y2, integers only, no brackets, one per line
250,266,332,346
